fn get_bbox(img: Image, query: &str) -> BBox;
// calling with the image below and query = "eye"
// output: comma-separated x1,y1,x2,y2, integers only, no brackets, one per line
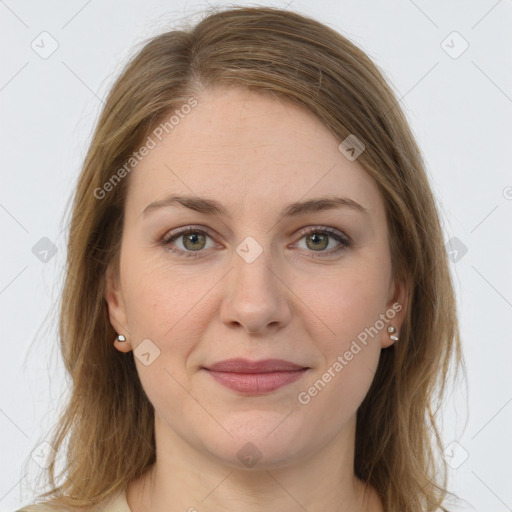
294,226,351,257
160,225,351,259
161,226,217,258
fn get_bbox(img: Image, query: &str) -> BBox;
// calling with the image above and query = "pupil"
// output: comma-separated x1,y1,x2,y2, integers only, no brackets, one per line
308,233,327,250
185,232,204,250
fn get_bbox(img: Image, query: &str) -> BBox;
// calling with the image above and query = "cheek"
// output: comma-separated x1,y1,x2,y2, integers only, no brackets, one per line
293,258,389,406
120,262,211,412
120,252,225,384
120,244,211,336
302,261,391,344
295,270,386,426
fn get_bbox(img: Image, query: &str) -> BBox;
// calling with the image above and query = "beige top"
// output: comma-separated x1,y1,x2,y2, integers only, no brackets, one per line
17,490,131,511
98,490,131,512
18,490,447,511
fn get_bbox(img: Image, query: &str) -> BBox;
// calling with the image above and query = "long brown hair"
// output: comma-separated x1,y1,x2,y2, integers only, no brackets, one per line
22,5,463,511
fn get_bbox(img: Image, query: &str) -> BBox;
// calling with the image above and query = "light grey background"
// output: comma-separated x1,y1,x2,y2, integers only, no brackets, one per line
1,1,511,511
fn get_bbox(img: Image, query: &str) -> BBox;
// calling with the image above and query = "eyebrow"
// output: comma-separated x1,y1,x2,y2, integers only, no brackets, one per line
141,194,369,220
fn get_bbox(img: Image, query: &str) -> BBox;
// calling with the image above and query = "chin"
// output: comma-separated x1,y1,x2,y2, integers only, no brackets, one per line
195,413,318,471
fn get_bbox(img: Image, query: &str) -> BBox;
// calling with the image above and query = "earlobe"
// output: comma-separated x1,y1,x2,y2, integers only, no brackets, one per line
382,277,409,349
104,264,131,351
113,333,132,353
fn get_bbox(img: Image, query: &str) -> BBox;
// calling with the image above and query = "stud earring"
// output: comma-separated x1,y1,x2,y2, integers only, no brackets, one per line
387,326,399,341
116,334,126,342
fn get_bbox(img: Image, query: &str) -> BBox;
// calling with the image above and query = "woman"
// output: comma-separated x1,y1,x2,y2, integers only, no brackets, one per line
19,5,462,512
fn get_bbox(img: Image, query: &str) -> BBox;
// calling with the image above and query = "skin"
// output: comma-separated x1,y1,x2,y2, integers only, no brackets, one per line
105,85,408,512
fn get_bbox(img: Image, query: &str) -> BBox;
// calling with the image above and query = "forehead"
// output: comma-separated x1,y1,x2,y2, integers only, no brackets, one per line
125,86,383,221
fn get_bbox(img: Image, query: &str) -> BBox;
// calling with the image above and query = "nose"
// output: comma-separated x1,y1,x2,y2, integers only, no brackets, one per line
219,245,292,336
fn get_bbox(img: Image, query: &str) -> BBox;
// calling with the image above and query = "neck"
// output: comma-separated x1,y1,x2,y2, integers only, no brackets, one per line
126,415,382,512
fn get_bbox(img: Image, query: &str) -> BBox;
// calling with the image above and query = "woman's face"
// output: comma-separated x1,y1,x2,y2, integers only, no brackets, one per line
106,86,407,469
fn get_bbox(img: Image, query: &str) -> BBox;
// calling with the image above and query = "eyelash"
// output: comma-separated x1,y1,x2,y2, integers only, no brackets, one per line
160,225,351,259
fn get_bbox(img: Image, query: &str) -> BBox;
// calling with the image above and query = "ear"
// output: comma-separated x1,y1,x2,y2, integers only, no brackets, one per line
105,263,132,353
381,275,409,349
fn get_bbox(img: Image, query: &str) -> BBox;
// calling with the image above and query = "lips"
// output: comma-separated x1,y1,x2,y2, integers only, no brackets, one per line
203,358,309,394
205,358,307,373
